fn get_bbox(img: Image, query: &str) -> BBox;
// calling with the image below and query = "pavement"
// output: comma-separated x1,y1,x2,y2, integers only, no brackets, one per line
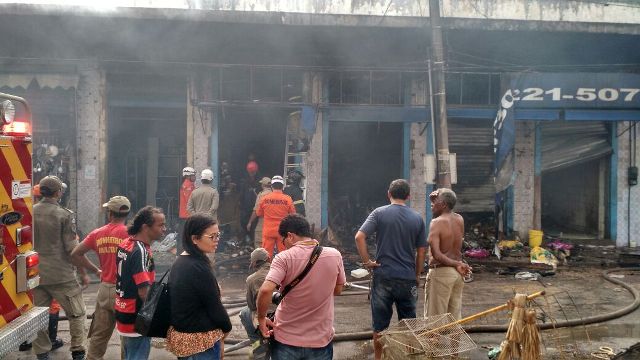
6,249,640,359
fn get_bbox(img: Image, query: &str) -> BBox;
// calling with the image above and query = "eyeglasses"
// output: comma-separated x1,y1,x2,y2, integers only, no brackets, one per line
203,231,222,240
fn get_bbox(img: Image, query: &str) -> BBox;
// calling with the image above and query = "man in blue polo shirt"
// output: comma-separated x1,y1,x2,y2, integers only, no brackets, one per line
355,179,427,360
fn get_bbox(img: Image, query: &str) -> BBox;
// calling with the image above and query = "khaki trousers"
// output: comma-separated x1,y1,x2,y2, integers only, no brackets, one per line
87,282,117,360
254,218,264,249
424,266,464,320
33,281,86,355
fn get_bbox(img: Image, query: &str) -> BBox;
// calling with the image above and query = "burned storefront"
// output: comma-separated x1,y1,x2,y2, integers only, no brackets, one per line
0,75,78,211
495,73,640,246
539,121,612,239
107,72,188,230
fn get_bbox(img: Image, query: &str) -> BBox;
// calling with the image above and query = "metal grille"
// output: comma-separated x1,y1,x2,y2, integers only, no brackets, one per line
380,314,477,358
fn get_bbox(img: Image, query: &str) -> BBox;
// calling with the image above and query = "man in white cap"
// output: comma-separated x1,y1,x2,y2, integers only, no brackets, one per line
71,196,132,360
239,248,273,344
187,168,220,221
256,175,296,257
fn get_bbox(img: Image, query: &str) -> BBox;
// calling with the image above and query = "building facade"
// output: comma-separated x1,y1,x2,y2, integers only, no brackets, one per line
1,0,639,246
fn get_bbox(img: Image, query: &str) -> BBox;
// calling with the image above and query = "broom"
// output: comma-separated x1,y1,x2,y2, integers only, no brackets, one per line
498,293,527,360
521,309,542,360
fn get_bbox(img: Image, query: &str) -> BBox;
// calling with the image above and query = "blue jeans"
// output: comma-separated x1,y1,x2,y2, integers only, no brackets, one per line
370,275,418,332
178,341,221,360
239,306,260,342
271,340,333,360
121,336,151,360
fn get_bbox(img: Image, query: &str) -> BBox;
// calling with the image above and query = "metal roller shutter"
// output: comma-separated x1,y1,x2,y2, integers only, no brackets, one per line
541,122,611,172
448,118,495,213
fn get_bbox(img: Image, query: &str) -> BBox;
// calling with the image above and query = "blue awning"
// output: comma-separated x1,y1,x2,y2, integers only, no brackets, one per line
565,110,640,121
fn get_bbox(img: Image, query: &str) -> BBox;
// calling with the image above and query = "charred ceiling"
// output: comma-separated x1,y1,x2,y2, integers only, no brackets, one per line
0,7,638,73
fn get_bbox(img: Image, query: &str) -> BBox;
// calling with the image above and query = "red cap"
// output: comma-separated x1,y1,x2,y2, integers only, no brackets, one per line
246,161,258,173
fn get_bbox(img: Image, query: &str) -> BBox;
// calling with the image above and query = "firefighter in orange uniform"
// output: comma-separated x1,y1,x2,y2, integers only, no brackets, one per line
256,175,296,257
177,167,196,253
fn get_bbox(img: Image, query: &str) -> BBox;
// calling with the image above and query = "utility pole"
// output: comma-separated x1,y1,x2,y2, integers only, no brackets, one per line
429,0,451,188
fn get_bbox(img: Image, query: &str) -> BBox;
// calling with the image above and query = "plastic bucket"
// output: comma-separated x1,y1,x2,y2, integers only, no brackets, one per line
528,229,543,248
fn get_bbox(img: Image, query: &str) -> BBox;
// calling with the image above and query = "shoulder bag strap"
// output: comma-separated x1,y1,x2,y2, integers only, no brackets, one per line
279,245,323,299
158,268,171,284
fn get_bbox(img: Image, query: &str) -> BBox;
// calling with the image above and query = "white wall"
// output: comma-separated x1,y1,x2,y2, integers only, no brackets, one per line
3,0,640,25
513,121,535,240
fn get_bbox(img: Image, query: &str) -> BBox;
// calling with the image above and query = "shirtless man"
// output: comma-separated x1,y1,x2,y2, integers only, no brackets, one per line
425,188,472,320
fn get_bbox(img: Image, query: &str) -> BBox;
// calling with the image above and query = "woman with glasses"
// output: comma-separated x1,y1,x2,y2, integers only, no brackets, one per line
167,214,232,359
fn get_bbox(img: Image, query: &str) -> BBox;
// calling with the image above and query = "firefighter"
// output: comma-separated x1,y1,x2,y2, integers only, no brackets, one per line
284,169,306,217
19,300,64,352
256,176,296,257
187,169,220,221
178,166,196,253
32,176,87,360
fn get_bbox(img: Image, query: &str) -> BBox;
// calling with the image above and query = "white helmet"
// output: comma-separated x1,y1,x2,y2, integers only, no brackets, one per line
182,167,196,176
201,169,214,181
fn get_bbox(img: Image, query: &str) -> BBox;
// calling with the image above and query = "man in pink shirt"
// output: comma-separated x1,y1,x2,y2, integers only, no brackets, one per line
257,214,346,359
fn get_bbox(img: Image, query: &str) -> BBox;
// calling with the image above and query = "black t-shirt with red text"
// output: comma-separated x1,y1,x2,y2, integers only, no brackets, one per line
115,237,155,334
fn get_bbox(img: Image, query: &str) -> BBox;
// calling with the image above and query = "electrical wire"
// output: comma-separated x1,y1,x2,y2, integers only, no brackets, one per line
466,0,489,19
631,122,636,248
448,49,523,67
416,0,426,17
444,60,640,72
572,0,640,9
377,0,394,26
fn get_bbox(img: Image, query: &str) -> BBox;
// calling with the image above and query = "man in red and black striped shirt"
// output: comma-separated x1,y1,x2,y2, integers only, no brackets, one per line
115,206,166,360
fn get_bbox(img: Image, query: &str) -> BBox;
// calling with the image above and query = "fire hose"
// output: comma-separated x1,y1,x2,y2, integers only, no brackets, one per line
54,269,639,352
224,268,640,352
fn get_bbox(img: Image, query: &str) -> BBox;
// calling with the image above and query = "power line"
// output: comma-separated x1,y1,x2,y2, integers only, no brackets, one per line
466,0,490,19
444,60,640,72
377,0,394,26
571,0,640,9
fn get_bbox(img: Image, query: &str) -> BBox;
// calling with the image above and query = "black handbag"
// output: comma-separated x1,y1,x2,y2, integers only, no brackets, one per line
253,245,323,360
135,269,171,338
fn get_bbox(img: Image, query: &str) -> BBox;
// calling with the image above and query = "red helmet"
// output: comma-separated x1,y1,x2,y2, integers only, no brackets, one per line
246,161,258,173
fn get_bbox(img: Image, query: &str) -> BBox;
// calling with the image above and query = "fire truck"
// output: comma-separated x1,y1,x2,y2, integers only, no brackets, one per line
0,92,48,357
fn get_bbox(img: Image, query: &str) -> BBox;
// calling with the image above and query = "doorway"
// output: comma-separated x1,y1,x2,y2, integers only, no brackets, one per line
107,73,187,230
540,121,612,239
216,107,288,240
328,121,403,248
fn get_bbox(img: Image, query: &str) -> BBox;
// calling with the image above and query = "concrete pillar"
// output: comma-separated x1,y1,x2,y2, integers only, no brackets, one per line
303,72,323,229
598,157,607,239
409,78,428,219
513,121,535,240
616,121,640,247
187,73,212,176
75,63,107,233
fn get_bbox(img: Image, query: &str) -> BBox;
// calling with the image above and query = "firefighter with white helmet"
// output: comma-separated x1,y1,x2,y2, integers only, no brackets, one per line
187,168,219,221
178,167,197,254
182,166,196,177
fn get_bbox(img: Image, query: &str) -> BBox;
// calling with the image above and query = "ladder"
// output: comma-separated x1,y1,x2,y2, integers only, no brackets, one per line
283,112,307,200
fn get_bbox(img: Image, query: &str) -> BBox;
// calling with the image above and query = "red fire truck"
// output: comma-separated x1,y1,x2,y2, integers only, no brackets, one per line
0,92,48,357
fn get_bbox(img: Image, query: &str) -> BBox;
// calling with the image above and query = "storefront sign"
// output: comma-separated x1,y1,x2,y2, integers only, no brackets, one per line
494,72,640,172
